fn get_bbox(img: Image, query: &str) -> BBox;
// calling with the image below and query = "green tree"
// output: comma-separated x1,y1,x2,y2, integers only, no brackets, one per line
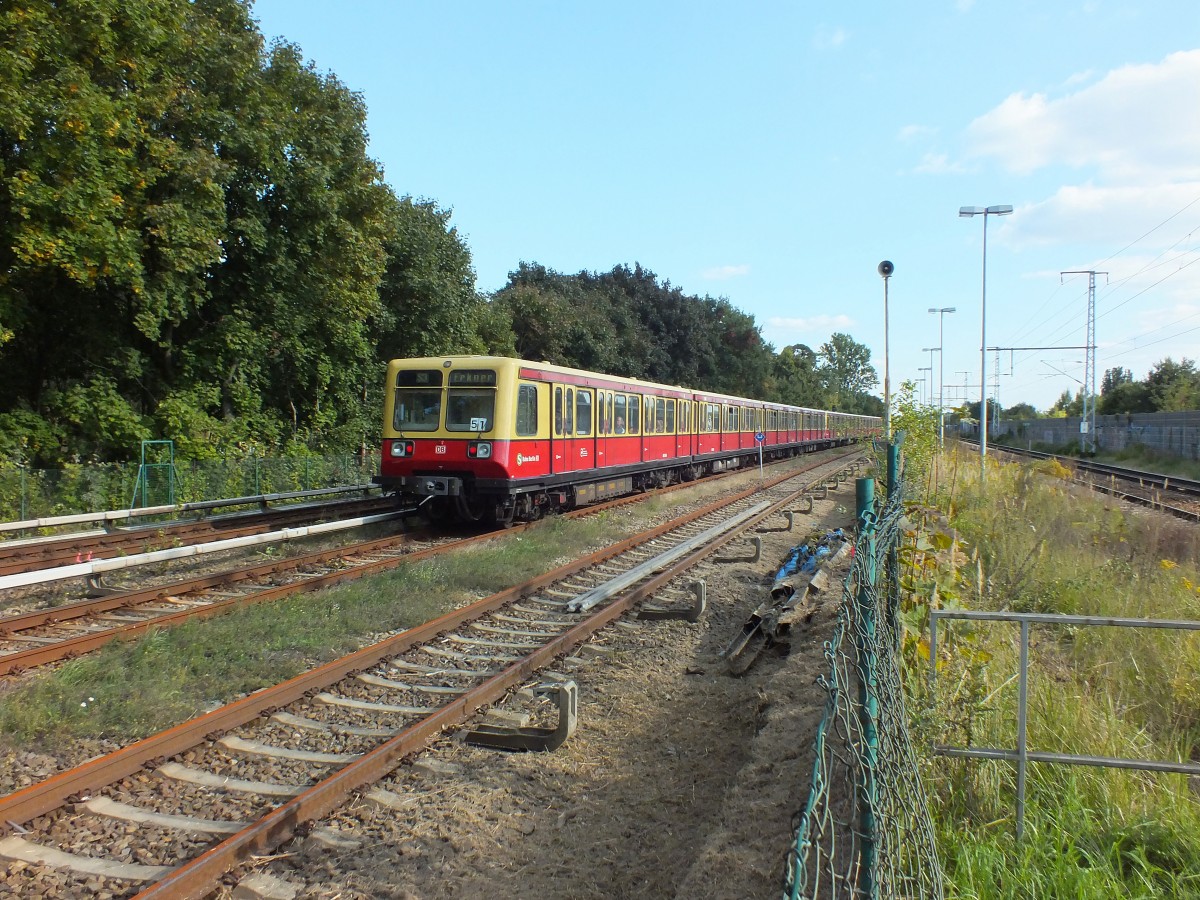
0,0,258,460
1047,389,1082,417
0,2,465,463
1005,402,1039,419
817,332,878,411
1146,358,1200,412
774,344,826,407
374,197,486,360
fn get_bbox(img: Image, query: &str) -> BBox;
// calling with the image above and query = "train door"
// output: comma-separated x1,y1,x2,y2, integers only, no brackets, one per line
552,385,565,474
671,399,683,459
595,390,612,470
560,387,595,473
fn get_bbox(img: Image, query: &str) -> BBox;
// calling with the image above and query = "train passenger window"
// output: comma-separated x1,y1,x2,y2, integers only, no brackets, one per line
554,387,563,436
655,398,666,433
394,388,441,432
629,395,641,433
516,384,538,437
565,388,575,435
666,399,675,433
725,406,737,432
607,393,615,434
446,387,495,432
575,390,592,435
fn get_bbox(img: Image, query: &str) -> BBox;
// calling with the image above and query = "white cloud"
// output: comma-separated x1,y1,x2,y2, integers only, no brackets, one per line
898,124,936,142
966,50,1200,182
813,25,848,50
701,264,750,280
913,152,966,175
1003,181,1200,250
768,314,855,333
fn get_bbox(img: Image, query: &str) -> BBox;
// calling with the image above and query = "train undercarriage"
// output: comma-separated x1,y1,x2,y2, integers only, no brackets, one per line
391,442,837,527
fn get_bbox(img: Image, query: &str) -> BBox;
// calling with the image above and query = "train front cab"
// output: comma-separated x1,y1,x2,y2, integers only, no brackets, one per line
379,357,531,521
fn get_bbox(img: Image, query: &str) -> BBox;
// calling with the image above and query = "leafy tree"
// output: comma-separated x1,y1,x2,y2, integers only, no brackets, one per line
0,0,258,460
1098,381,1153,415
1047,389,1082,417
1146,358,1200,412
774,344,826,407
374,197,485,360
1100,367,1133,395
0,2,486,463
1005,402,1039,420
817,333,878,411
493,262,778,398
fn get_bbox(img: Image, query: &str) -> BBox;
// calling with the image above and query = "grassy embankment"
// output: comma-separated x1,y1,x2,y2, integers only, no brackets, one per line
911,446,1200,898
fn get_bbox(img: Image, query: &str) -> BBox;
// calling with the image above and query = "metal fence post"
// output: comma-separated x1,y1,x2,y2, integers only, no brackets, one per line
855,476,879,897
886,441,902,646
1016,619,1029,841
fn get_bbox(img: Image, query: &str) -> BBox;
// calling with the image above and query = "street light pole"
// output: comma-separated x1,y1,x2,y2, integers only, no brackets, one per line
921,348,939,406
959,205,1012,479
928,307,956,447
878,260,894,440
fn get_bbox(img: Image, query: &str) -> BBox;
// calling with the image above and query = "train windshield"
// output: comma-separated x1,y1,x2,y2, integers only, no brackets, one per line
446,388,495,432
394,389,441,432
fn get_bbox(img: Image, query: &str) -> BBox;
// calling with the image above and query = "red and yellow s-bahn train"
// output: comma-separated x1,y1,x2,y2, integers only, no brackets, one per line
376,356,881,524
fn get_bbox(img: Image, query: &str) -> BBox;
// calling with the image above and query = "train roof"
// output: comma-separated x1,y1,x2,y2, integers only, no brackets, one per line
385,355,879,418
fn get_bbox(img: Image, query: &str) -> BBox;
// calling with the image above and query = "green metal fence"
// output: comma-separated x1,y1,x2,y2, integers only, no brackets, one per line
0,453,380,522
782,474,944,899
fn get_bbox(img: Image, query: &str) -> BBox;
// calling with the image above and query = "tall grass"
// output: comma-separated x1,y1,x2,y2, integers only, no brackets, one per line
913,449,1200,898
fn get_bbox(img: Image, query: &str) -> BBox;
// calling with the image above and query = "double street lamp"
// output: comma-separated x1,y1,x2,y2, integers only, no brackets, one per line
927,307,956,447
918,366,933,405
921,348,939,407
959,205,1012,477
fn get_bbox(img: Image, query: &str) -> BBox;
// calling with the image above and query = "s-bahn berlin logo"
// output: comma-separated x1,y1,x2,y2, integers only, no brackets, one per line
516,453,540,467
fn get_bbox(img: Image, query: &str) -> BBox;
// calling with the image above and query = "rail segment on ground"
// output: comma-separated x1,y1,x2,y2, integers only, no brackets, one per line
0,489,393,578
0,453,864,899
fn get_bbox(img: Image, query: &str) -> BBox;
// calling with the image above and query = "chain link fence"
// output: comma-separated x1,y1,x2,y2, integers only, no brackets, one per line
0,453,380,522
782,476,944,899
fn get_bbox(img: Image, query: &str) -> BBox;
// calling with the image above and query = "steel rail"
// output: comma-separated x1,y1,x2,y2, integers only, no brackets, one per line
0,495,398,576
0,458,856,830
977,442,1200,523
0,449,861,676
133,459,839,899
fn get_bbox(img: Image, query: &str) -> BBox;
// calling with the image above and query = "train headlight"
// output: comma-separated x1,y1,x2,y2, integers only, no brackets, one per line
390,440,415,457
467,441,492,459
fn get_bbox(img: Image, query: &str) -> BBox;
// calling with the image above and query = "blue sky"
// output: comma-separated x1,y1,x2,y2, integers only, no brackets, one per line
250,1,1200,413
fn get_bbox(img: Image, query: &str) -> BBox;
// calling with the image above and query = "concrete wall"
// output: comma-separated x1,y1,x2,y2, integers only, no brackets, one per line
971,411,1200,460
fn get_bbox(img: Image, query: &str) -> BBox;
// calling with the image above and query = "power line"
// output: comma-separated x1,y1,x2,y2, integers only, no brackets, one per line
1093,193,1200,268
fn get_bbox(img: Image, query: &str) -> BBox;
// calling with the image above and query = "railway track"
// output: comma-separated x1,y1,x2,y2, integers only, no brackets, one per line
972,441,1200,522
0,450,860,679
0,453,864,899
0,494,396,578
